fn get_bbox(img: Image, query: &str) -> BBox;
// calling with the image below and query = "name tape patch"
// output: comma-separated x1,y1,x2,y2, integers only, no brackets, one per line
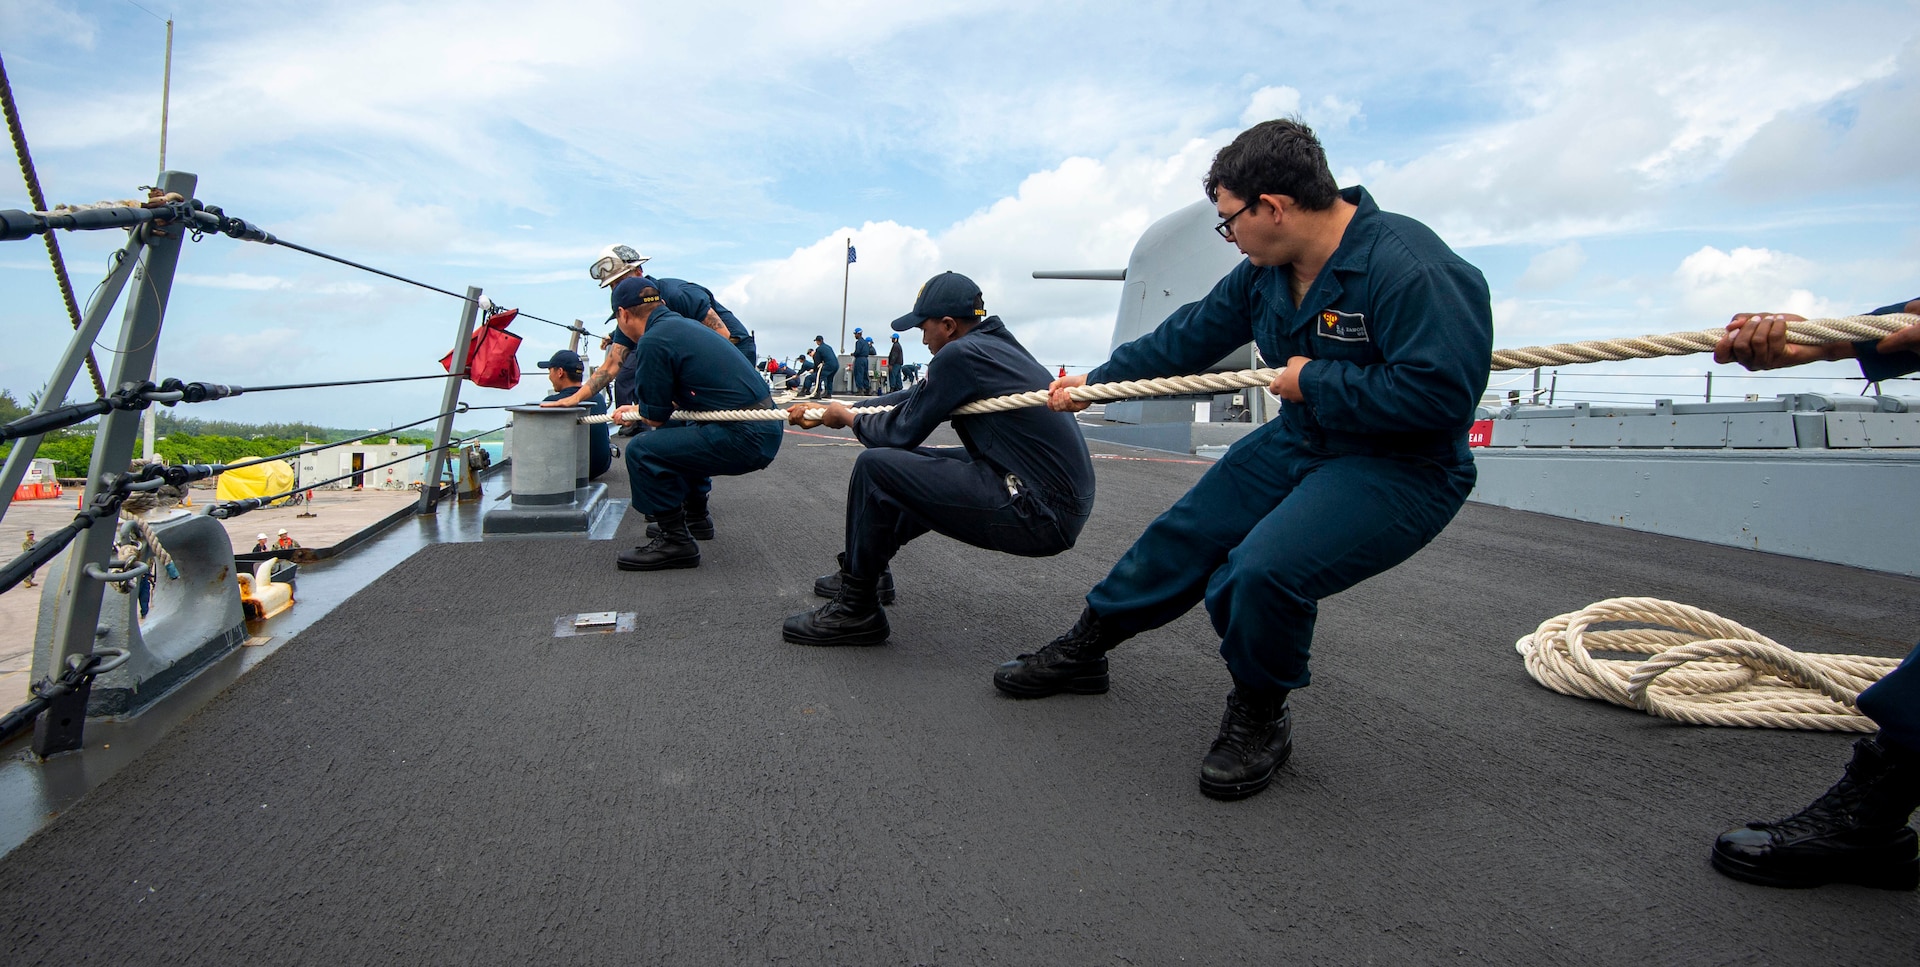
1316,309,1369,343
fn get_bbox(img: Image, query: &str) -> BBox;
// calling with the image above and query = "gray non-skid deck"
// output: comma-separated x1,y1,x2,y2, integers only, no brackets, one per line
1,427,1916,965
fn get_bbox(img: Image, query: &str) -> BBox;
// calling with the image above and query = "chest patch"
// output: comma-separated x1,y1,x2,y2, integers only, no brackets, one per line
1316,309,1369,343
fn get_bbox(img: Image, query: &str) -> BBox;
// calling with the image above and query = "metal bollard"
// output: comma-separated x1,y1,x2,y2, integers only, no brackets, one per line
482,406,616,538
504,405,582,506
574,415,589,489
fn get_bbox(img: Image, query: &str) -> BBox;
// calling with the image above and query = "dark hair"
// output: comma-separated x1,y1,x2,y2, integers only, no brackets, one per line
1204,118,1339,212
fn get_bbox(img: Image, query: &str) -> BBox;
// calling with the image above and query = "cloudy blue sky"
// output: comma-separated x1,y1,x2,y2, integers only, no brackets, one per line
2,0,1916,430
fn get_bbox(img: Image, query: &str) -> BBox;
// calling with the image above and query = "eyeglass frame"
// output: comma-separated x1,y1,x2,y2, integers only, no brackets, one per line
1214,198,1260,240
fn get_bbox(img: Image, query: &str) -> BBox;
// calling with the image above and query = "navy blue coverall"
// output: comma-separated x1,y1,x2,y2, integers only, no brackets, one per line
611,276,757,406
613,310,781,515
1082,186,1492,697
812,343,840,396
845,316,1096,580
1850,297,1920,752
852,334,875,393
542,387,612,480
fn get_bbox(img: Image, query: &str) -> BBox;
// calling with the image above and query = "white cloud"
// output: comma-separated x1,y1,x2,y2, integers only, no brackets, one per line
0,0,96,49
1672,245,1837,319
1240,86,1362,134
723,138,1229,367
176,272,373,296
176,272,284,291
1241,86,1303,125
1720,42,1920,194
1515,243,1586,291
1357,20,1910,246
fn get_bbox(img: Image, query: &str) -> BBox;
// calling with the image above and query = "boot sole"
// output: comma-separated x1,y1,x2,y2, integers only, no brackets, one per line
1198,744,1293,801
616,555,701,572
992,672,1109,699
1710,848,1920,890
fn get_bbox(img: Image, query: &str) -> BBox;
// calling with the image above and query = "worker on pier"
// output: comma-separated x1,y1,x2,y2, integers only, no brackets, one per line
994,119,1493,801
1710,299,1920,891
782,272,1095,647
550,277,781,570
538,348,611,480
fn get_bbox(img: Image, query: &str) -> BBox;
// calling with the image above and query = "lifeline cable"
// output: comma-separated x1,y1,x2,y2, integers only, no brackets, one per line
0,376,462,443
0,195,588,337
256,238,588,336
206,423,507,517
218,407,465,473
235,372,465,393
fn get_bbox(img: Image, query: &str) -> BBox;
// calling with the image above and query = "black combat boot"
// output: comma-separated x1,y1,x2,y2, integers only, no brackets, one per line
783,570,889,646
1712,735,1920,890
993,607,1118,698
617,508,701,571
647,496,716,540
1198,686,1293,801
813,552,895,604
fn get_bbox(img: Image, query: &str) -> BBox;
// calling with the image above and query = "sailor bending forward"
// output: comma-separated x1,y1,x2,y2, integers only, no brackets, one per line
546,276,781,570
995,119,1493,801
783,272,1095,646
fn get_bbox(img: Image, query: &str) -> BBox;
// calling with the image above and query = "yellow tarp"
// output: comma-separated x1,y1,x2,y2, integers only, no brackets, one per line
214,460,297,505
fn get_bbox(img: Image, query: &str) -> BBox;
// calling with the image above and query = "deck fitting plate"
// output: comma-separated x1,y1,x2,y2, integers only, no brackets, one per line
553,612,637,637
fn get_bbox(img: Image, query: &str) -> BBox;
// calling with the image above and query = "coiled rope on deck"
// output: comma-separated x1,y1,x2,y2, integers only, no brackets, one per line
578,313,1916,425
1514,597,1902,731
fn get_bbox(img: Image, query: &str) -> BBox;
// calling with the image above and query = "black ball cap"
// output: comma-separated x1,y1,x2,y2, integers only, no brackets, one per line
890,271,985,331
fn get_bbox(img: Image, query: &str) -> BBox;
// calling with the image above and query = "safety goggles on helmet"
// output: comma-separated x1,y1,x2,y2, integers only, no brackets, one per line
589,244,649,287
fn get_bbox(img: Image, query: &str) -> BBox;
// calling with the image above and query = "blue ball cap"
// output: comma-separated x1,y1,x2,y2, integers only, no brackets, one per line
610,276,660,311
536,349,584,374
891,271,985,331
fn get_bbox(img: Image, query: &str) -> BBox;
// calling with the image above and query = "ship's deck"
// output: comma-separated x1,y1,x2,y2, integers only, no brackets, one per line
2,426,1916,965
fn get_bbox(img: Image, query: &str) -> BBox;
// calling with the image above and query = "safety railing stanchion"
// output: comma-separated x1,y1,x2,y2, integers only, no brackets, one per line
0,232,149,524
420,285,480,514
35,169,196,757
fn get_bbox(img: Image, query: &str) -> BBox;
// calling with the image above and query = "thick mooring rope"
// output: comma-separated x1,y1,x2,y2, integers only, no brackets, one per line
577,313,1915,425
1489,313,1912,371
1514,598,1901,731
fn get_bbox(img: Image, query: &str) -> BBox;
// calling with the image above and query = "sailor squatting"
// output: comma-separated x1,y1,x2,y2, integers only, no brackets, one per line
546,121,1919,889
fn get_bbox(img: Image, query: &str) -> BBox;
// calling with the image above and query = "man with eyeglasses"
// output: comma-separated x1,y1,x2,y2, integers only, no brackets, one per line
993,119,1493,802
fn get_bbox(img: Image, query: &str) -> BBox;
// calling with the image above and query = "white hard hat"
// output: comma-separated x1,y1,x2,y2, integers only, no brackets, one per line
277,529,288,535
590,244,649,287
257,533,268,540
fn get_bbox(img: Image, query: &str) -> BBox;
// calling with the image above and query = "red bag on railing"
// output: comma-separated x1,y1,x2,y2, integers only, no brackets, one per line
441,308,523,389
